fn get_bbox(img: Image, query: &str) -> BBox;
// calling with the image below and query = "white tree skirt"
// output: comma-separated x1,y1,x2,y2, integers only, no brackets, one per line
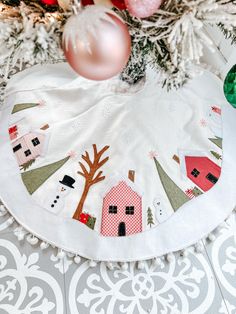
0,63,235,262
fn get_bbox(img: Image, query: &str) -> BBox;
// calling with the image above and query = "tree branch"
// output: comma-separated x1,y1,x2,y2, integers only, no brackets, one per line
82,151,92,168
91,170,105,184
92,175,106,185
98,156,109,169
79,162,89,177
93,144,98,158
94,170,103,181
96,145,110,161
77,171,86,178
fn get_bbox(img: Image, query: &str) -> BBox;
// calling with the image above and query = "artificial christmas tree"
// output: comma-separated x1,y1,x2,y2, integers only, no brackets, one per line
0,0,236,87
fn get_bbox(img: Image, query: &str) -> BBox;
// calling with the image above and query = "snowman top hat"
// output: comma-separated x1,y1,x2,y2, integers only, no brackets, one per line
59,175,75,189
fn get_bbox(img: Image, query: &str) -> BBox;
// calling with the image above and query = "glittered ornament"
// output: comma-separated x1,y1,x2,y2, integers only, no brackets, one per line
111,0,126,10
125,0,162,18
62,5,131,81
40,0,58,5
224,64,236,108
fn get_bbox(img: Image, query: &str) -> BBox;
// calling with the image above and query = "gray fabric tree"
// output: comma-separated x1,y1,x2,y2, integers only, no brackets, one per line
209,137,222,149
22,156,70,194
12,103,39,114
153,157,189,211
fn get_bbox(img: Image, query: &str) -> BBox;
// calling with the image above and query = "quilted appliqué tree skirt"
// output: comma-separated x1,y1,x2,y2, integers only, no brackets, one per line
0,63,235,263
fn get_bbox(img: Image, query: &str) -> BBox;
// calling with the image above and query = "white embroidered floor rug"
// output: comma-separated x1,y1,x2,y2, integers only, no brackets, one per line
0,63,235,262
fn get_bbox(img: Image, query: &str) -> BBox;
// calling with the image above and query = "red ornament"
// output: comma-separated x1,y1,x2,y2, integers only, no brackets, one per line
40,0,58,5
81,0,94,5
111,0,126,10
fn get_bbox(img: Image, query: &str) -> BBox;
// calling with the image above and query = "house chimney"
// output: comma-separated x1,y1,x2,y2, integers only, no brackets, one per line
40,124,49,130
173,155,180,164
128,170,135,182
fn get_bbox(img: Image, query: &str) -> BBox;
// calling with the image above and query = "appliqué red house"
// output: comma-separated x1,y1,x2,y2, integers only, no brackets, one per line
185,156,221,192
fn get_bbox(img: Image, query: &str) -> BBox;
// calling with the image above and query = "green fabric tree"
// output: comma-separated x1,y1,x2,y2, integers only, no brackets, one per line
12,103,39,114
192,186,203,197
20,159,36,171
210,150,222,160
209,137,222,149
147,207,155,227
21,156,70,194
153,157,189,211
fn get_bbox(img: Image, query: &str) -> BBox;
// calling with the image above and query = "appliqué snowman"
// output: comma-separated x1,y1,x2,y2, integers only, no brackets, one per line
153,195,172,224
207,106,222,138
45,175,76,214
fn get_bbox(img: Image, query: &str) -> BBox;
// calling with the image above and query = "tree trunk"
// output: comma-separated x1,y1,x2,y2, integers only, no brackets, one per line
73,183,90,220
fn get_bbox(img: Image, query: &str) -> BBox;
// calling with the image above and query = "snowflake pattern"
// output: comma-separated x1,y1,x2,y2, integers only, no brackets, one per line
38,100,46,107
67,150,77,159
200,118,207,127
148,151,158,159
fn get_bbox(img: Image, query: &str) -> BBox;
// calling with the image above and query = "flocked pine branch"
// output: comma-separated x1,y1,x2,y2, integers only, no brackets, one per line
0,0,236,88
0,1,68,78
219,23,236,44
118,0,236,89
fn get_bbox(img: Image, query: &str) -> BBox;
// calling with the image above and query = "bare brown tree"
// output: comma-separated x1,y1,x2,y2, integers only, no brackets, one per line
73,144,109,221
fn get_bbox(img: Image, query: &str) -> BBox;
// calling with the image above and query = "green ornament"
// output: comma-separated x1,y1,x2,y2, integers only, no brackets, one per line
224,64,236,108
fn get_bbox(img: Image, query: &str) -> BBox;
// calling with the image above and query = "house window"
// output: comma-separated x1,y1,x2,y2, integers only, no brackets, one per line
191,168,200,178
125,206,134,215
24,149,31,157
206,173,218,184
32,137,40,146
109,205,117,214
13,144,22,152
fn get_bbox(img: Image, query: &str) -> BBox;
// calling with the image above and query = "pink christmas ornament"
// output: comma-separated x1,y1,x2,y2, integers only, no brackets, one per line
125,0,162,18
62,6,131,81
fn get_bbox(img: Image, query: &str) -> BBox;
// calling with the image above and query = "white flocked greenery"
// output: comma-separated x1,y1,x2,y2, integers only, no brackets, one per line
0,0,236,88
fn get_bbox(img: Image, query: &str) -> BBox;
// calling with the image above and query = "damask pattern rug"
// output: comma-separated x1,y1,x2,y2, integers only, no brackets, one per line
0,63,235,262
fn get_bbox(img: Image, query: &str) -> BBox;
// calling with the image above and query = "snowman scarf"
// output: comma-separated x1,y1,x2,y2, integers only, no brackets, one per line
0,63,235,262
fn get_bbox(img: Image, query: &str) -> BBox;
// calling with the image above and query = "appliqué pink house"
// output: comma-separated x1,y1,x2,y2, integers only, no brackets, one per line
9,123,50,167
101,171,143,237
